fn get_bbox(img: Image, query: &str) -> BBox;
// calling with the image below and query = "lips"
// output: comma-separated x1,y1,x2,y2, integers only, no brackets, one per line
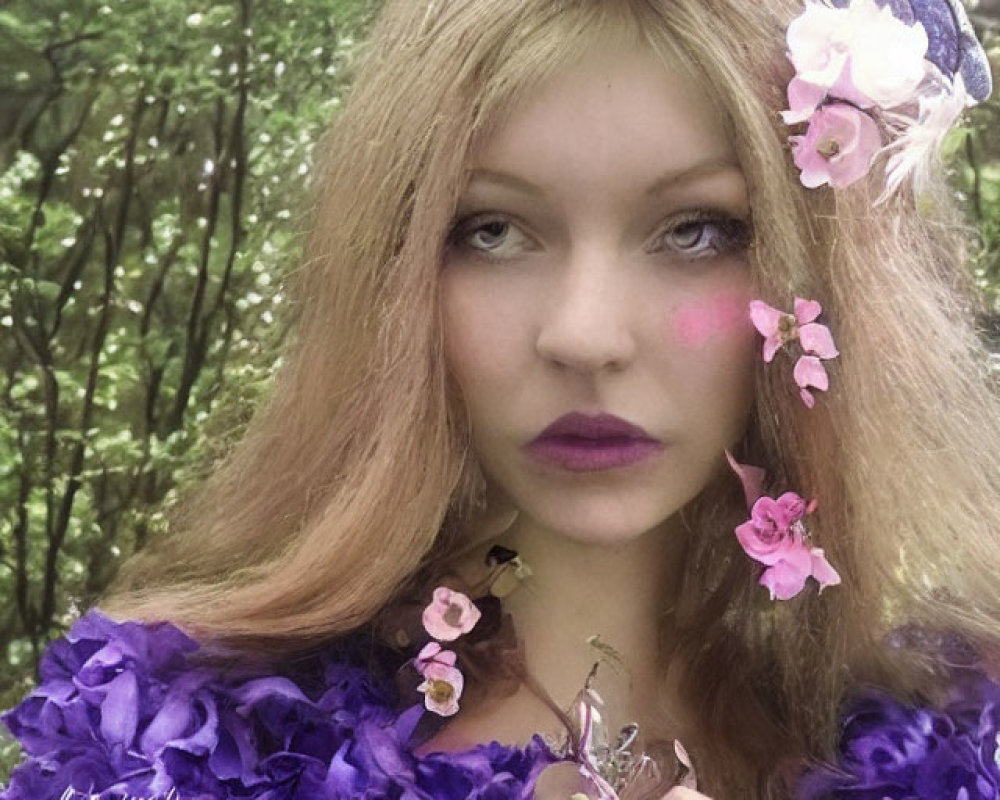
525,412,663,472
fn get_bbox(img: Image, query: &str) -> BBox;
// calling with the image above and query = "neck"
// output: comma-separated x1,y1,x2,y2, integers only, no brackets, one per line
496,515,686,740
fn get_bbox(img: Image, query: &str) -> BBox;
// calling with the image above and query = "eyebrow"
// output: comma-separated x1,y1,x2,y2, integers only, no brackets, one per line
644,158,744,196
464,158,743,197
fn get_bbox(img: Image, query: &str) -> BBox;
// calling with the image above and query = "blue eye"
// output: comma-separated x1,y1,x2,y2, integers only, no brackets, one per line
650,212,750,259
449,214,534,258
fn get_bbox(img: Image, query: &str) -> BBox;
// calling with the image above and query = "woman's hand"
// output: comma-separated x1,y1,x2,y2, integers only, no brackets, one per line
660,788,714,799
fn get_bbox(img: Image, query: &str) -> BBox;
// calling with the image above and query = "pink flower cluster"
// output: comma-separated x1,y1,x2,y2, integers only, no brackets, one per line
415,587,481,716
782,0,931,189
750,297,839,408
728,452,841,600
737,493,841,600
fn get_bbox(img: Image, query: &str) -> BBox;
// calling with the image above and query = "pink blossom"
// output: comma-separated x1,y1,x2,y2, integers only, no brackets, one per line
750,298,838,406
421,587,481,642
417,661,464,717
749,298,838,361
728,456,841,600
791,103,882,189
735,492,814,566
414,642,456,674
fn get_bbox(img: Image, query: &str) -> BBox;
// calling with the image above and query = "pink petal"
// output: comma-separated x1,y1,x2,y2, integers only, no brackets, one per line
793,297,822,325
725,450,767,508
829,53,877,109
415,642,457,673
775,492,809,523
762,336,783,364
751,495,796,533
791,135,835,189
760,560,810,600
748,300,784,339
736,520,784,566
826,107,882,189
809,548,842,591
799,387,816,408
793,355,829,391
799,322,839,359
782,77,827,125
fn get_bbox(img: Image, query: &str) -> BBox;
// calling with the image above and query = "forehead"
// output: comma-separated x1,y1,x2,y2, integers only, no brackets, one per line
468,46,738,196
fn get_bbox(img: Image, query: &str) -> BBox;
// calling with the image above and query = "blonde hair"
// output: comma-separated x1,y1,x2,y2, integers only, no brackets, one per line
107,1,1000,796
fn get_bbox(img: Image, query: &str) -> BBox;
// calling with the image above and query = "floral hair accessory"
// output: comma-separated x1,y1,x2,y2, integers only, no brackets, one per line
750,297,839,408
415,586,480,716
782,0,992,197
421,585,482,641
416,653,465,717
727,452,841,600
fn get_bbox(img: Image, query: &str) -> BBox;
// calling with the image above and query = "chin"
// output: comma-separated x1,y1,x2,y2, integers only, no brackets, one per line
526,502,679,547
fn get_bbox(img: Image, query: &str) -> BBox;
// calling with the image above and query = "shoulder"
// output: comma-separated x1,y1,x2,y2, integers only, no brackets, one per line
0,610,412,799
797,671,1000,799
1,611,557,800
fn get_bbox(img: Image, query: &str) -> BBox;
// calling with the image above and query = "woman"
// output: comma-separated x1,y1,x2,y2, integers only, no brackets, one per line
3,0,999,798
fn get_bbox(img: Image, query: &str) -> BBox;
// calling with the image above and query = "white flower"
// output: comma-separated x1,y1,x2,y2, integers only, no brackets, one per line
846,0,928,109
787,0,929,110
786,3,853,91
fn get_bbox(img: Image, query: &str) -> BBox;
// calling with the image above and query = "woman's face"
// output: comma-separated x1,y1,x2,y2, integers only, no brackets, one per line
441,46,756,545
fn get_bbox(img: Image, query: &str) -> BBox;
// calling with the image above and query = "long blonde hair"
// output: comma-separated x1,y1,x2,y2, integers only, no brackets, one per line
107,1,1000,796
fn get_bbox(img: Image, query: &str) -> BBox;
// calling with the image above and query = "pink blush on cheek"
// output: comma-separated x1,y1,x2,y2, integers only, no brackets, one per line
671,293,752,348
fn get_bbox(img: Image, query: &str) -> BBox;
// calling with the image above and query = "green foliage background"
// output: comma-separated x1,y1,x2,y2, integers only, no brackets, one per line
0,0,998,785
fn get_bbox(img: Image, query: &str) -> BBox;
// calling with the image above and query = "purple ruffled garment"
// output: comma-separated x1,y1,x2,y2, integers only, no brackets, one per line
0,611,557,800
797,674,1000,799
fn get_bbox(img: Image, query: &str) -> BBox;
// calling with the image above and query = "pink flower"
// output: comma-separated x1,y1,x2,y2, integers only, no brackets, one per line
414,641,456,673
736,499,841,600
735,492,816,566
417,661,464,717
421,587,481,642
749,298,839,407
790,103,882,189
735,496,841,600
728,454,841,600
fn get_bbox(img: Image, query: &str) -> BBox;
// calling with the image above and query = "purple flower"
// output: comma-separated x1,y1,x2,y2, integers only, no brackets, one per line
1,611,561,800
798,675,1000,799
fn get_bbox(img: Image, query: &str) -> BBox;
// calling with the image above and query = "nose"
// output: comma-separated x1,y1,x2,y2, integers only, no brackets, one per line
534,250,637,374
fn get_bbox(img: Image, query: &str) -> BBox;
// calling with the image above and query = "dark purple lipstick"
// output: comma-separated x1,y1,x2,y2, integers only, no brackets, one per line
526,412,662,472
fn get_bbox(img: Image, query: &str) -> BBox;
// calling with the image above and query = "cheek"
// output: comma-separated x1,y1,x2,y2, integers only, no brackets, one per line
669,290,754,350
440,272,527,397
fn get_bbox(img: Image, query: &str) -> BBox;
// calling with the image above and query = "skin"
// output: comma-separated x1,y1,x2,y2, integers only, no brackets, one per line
435,42,753,799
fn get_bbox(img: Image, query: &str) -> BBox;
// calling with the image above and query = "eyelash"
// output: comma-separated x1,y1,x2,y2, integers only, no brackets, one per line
447,209,751,261
647,209,751,259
